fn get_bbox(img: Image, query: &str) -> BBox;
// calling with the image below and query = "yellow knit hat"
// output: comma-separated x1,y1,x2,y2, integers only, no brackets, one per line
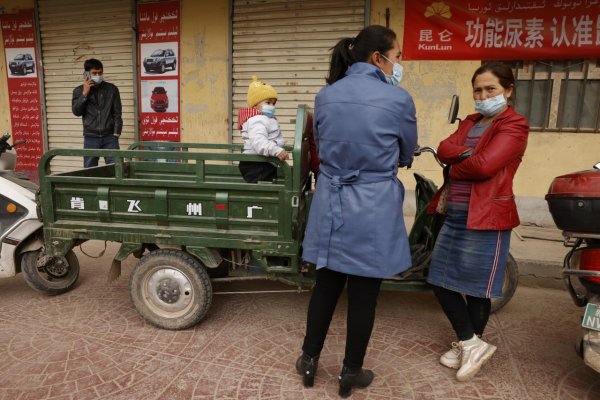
246,75,278,107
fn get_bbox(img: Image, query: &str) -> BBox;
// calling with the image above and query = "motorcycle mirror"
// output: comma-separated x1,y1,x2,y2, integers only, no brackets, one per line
448,95,460,124
594,162,600,170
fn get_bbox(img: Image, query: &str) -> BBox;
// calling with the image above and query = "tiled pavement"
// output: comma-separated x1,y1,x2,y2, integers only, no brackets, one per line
1,242,599,400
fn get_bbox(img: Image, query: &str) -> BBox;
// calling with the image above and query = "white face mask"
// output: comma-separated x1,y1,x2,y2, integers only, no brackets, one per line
381,54,404,86
91,75,103,84
261,104,276,118
475,93,507,117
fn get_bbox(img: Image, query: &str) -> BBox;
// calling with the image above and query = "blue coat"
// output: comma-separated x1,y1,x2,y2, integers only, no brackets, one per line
302,62,418,278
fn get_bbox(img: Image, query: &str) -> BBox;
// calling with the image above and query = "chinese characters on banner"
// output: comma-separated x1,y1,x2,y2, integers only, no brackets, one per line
403,1,600,60
137,0,180,142
1,10,43,177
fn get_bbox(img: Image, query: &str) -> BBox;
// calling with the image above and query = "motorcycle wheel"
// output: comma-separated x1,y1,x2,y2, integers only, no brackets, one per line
490,253,519,313
21,249,80,295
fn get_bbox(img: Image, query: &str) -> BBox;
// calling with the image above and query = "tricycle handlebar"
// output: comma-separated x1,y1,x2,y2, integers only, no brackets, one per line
0,133,25,154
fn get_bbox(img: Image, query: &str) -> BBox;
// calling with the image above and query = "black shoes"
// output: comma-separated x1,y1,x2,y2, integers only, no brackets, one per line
296,355,375,396
338,365,374,398
295,353,319,387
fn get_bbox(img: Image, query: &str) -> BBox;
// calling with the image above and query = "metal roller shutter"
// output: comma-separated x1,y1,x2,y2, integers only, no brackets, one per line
37,0,135,173
231,0,365,144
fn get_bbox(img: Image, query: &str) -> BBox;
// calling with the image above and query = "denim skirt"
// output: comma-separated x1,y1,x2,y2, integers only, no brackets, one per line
426,209,511,298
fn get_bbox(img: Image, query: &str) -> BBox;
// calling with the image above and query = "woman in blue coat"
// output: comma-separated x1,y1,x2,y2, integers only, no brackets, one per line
296,25,418,397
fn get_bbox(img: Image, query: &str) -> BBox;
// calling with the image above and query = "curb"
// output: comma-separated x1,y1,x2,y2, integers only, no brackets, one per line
516,258,564,290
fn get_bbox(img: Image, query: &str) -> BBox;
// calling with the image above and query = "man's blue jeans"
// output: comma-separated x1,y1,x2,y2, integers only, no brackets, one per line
83,135,120,168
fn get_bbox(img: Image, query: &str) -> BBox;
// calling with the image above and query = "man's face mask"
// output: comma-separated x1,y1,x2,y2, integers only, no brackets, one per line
91,75,103,84
381,54,404,87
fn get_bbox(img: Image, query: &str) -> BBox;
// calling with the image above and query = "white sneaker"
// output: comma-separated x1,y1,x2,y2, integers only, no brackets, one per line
456,335,496,382
440,342,461,369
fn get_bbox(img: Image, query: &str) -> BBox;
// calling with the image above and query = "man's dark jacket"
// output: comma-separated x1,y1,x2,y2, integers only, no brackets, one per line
72,82,122,137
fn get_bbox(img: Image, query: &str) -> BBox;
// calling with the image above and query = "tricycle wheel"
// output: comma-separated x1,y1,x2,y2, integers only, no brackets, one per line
129,249,212,330
491,253,519,313
21,249,80,295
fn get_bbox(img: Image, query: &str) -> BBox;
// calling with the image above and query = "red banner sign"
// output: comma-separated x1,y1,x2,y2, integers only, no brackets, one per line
403,1,600,60
1,10,43,177
137,0,180,142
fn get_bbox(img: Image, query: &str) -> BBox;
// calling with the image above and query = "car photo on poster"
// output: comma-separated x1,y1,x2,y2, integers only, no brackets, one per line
5,48,38,78
144,49,176,74
150,86,169,112
141,43,178,76
141,79,178,113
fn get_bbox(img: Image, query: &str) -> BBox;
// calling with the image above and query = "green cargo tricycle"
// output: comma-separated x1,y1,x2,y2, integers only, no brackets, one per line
38,105,518,330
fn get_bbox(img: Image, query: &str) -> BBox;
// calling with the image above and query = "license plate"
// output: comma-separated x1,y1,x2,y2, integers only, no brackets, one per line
582,303,600,332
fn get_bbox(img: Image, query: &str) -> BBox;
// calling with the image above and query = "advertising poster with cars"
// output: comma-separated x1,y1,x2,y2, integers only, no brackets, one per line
137,0,180,142
1,10,43,177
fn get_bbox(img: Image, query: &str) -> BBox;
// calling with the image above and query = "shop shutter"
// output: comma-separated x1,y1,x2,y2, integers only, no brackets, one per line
37,0,135,173
231,0,365,145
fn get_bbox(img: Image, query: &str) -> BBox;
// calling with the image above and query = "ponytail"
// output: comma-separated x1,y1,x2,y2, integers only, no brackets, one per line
326,38,355,85
325,25,397,85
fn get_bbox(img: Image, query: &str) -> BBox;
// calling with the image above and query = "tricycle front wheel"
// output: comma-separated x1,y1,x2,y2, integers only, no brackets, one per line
21,249,80,295
129,249,212,330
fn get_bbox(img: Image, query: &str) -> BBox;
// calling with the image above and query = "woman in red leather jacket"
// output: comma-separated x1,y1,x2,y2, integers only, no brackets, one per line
426,62,529,382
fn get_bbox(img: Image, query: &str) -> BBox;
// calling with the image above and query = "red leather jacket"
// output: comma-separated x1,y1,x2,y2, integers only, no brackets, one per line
427,106,529,230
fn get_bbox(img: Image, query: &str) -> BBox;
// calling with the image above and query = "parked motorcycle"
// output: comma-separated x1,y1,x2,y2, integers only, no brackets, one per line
547,162,600,373
0,133,80,294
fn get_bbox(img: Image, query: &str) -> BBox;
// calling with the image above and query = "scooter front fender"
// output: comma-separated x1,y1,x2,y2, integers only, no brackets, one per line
0,243,18,277
0,219,42,278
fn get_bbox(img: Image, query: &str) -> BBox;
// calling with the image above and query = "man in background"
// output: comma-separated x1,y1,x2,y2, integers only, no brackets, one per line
72,58,122,168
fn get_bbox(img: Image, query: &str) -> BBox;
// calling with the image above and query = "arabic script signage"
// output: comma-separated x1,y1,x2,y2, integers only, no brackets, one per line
1,10,43,178
137,0,180,142
403,0,600,60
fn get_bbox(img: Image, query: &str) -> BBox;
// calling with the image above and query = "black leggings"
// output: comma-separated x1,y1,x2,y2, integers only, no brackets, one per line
302,267,382,369
432,284,491,341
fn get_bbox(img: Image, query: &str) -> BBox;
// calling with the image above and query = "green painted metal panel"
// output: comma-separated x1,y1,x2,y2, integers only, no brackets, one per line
215,192,229,230
97,186,111,223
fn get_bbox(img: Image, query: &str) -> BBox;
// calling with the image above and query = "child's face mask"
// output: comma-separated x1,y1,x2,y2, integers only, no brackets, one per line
261,104,276,118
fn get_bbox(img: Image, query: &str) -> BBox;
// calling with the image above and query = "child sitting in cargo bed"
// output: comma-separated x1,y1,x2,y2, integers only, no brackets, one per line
237,76,289,183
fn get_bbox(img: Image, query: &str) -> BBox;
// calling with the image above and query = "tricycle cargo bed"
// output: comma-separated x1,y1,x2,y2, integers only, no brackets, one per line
38,105,314,271
44,162,296,240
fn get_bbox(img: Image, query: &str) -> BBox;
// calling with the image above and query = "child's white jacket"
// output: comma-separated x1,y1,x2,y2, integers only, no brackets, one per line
241,115,285,157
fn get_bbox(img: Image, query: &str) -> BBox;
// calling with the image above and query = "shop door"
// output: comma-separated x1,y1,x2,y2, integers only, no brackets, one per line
37,0,135,172
231,0,366,144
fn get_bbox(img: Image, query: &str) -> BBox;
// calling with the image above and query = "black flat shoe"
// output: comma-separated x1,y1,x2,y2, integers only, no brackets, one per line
338,365,374,398
295,353,319,387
